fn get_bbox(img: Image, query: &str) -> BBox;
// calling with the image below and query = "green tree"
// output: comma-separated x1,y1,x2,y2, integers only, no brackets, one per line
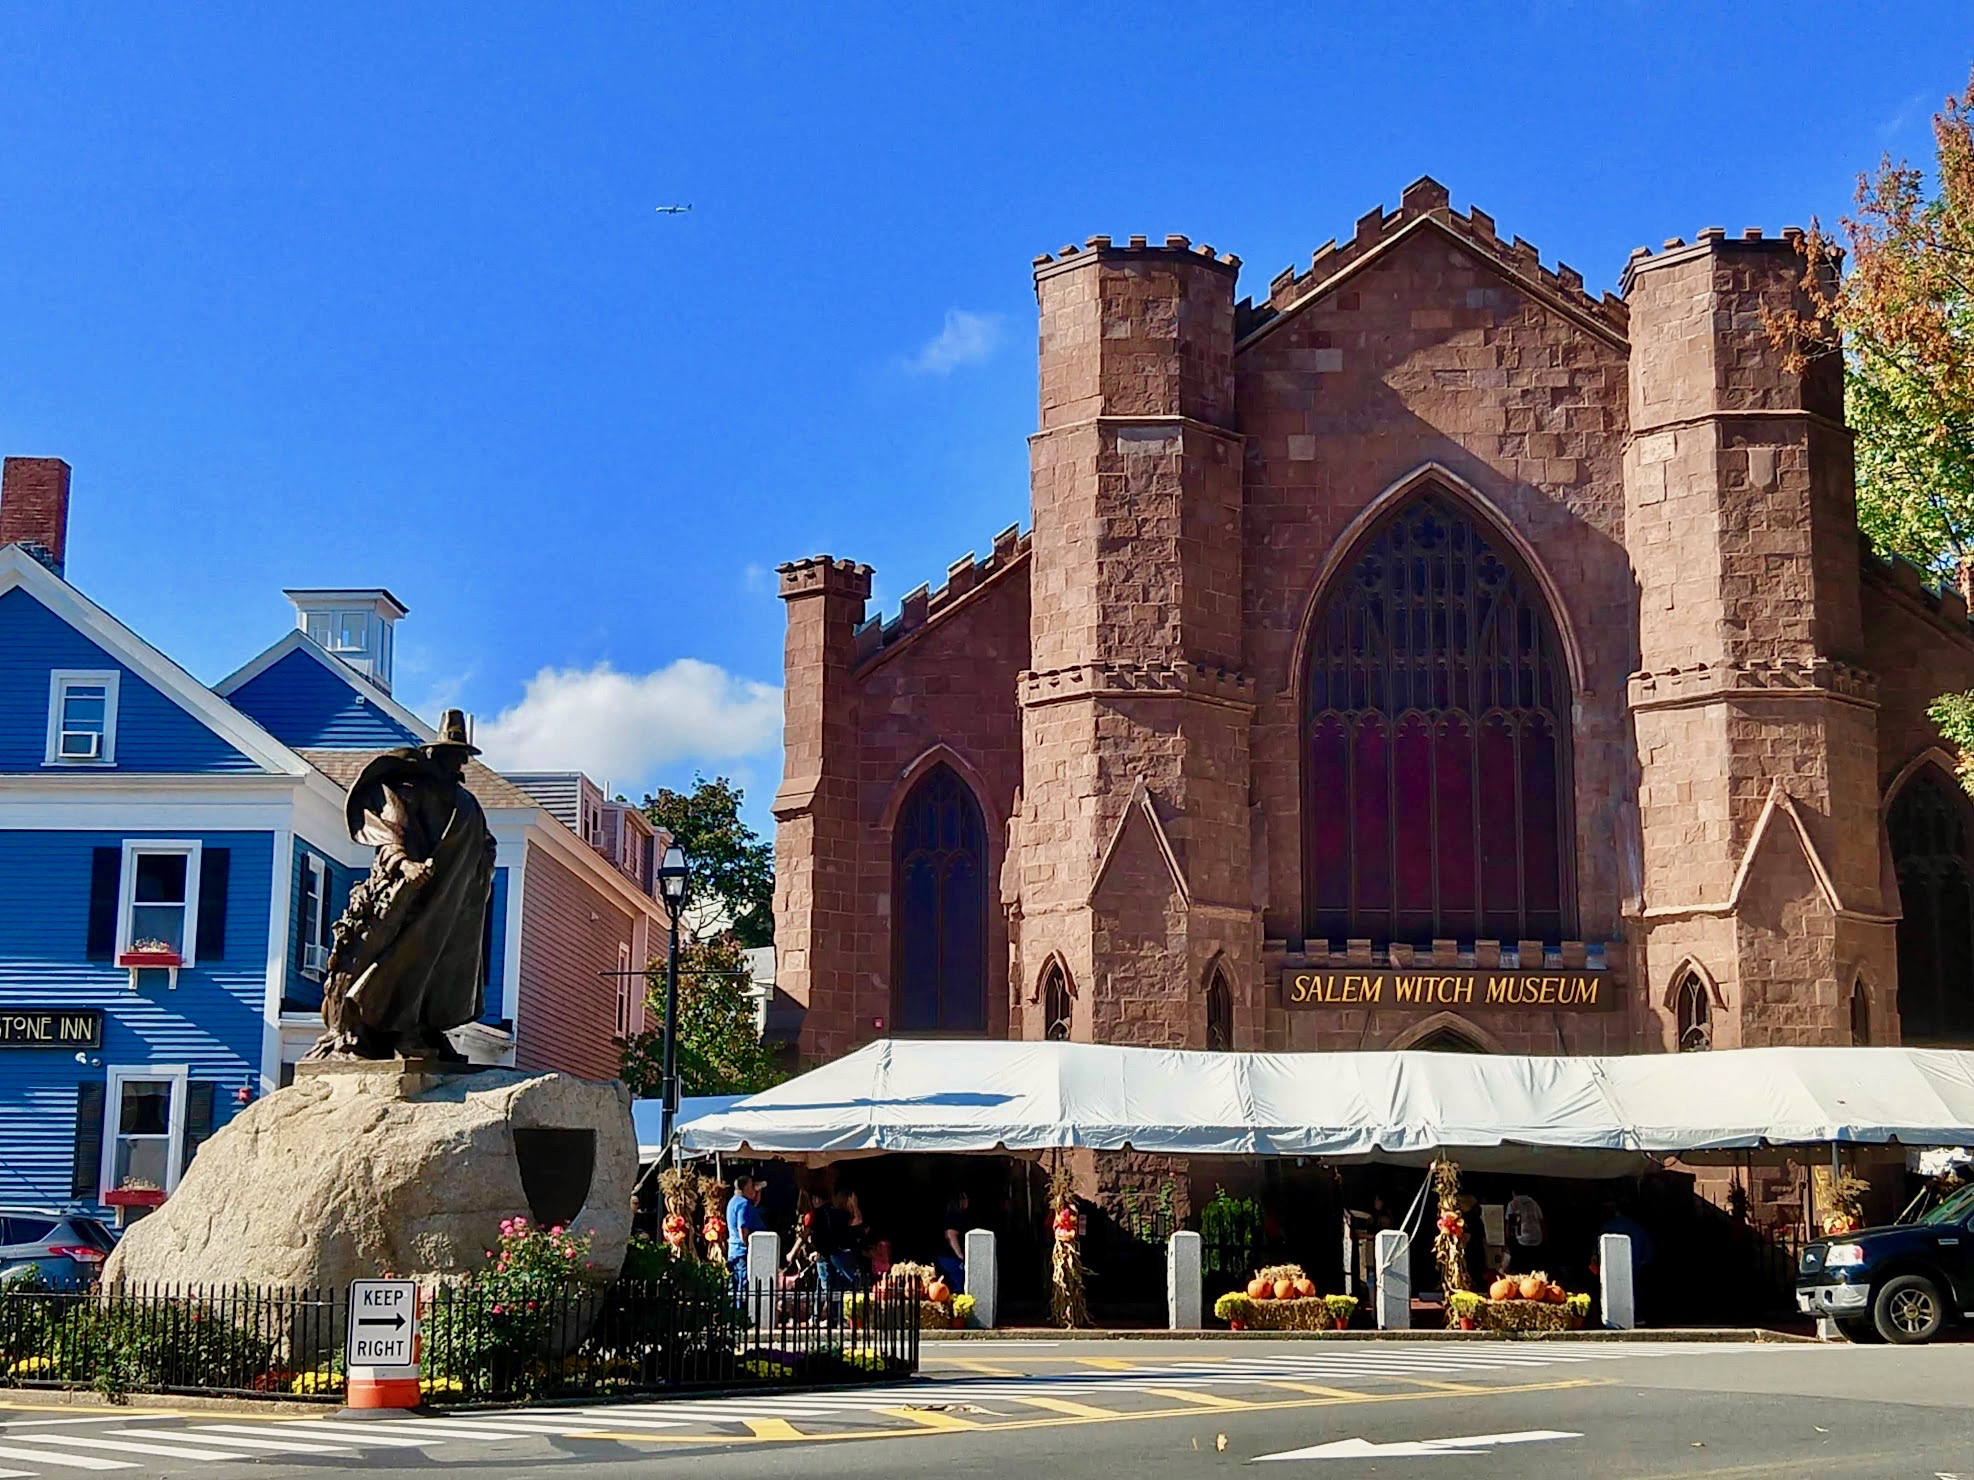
619,934,784,1099
1774,71,1974,793
1774,69,1974,592
641,776,775,947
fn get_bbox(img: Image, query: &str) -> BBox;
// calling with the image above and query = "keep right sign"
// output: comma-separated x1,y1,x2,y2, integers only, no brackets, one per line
346,1278,418,1368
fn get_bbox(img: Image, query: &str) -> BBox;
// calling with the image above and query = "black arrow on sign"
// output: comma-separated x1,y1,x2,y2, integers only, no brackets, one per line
357,1313,406,1330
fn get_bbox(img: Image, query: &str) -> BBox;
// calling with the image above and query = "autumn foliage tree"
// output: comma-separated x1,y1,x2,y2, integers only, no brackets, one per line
1773,70,1974,788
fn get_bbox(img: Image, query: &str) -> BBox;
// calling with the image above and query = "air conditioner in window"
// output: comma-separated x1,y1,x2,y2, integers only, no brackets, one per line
58,731,102,760
302,944,331,976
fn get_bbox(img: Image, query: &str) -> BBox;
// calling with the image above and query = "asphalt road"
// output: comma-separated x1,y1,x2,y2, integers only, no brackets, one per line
4,1338,1974,1477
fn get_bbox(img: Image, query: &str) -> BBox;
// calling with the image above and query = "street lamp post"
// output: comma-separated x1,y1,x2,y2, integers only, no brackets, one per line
656,844,690,1156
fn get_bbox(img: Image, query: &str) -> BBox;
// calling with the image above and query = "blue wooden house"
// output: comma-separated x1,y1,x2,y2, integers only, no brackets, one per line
0,458,670,1221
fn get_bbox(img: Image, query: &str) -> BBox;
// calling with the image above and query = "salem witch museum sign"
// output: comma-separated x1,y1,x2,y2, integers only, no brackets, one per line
1282,970,1616,1013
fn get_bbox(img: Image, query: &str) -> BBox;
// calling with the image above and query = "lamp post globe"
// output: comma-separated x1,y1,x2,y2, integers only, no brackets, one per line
656,844,689,1153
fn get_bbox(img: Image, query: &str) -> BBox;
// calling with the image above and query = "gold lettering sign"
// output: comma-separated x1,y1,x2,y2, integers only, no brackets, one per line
0,1009,105,1048
1281,969,1614,1014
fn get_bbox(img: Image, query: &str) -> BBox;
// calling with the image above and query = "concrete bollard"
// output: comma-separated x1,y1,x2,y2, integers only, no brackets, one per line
747,1230,780,1322
964,1228,998,1328
1167,1231,1203,1330
1598,1232,1635,1330
1375,1229,1410,1330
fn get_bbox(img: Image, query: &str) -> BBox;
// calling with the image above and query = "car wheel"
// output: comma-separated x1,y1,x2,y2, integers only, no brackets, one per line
1873,1274,1946,1344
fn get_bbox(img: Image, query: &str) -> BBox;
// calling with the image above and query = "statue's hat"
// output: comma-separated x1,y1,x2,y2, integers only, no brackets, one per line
424,708,481,757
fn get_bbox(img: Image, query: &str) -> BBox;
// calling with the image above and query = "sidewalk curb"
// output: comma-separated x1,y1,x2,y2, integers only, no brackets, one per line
922,1327,1816,1343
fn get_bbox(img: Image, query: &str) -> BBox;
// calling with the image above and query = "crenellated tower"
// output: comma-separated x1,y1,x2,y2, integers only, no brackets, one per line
1621,228,1896,1048
1012,235,1261,1047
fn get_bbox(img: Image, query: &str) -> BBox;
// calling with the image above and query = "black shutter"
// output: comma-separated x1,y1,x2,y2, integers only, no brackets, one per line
180,1080,217,1169
86,848,121,961
196,849,229,961
72,1080,106,1199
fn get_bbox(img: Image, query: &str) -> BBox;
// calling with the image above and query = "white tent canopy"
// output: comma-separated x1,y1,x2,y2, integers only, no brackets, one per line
673,1039,1974,1168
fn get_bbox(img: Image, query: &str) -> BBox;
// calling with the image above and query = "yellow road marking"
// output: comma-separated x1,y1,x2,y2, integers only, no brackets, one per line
928,1358,1021,1377
1381,1376,1489,1394
1138,1386,1249,1409
877,1406,984,1431
1074,1357,1136,1371
1256,1380,1372,1400
1007,1396,1119,1419
742,1418,807,1440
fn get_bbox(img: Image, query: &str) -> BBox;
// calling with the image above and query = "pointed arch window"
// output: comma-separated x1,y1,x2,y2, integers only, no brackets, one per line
1675,970,1711,1052
1205,967,1233,1051
1889,771,1974,1043
1042,960,1073,1042
1407,1026,1487,1053
1850,977,1871,1047
893,763,988,1034
1303,494,1572,948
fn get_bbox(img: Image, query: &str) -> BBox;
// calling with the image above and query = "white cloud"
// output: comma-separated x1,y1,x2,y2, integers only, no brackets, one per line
476,659,782,793
907,309,1004,375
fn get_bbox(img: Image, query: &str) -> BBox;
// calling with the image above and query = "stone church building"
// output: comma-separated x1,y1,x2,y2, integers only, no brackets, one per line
772,177,1974,1073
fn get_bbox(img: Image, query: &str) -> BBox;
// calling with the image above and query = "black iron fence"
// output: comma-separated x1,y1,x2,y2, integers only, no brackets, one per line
0,1277,919,1404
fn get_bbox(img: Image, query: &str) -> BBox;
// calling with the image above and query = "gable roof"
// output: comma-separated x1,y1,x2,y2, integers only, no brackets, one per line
1235,176,1630,352
0,544,308,777
300,747,543,812
215,629,435,744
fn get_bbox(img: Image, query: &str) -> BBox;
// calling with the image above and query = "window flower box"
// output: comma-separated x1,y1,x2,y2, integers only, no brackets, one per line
104,1185,166,1209
116,950,182,969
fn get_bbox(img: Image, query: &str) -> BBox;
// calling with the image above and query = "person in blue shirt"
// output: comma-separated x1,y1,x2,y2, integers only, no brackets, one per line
726,1174,766,1286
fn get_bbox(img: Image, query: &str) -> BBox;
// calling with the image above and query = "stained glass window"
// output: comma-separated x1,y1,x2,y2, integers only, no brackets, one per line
1043,962,1072,1042
1675,972,1711,1052
1889,772,1974,1043
1304,495,1572,947
1206,968,1232,1051
893,763,988,1033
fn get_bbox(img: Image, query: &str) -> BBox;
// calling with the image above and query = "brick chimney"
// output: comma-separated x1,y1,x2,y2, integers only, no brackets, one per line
0,457,73,577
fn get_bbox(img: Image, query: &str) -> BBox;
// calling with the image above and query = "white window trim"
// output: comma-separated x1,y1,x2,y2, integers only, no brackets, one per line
616,942,632,1039
100,1063,189,1199
300,852,330,979
44,669,121,768
116,838,202,967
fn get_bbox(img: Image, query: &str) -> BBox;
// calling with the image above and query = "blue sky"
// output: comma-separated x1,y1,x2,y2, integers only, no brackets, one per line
1,3,1968,829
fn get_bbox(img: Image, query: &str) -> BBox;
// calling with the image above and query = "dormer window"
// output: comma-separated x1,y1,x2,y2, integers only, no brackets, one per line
285,588,407,694
45,670,119,766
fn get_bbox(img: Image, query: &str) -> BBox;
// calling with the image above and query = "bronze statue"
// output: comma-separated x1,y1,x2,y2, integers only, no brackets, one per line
306,709,498,1061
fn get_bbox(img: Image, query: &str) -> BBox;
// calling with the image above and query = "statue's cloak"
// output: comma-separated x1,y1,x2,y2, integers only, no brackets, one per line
332,751,495,1034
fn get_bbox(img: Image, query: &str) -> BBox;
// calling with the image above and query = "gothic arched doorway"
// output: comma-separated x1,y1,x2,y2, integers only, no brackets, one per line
1889,770,1974,1043
1303,492,1574,948
892,762,988,1033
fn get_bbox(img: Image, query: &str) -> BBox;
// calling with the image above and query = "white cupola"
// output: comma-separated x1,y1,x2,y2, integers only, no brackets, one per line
284,588,408,693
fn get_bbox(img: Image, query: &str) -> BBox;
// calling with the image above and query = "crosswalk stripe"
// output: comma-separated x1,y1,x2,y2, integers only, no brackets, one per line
494,1413,686,1431
5,1434,255,1462
207,1421,435,1447
119,1428,358,1455
376,1420,554,1440
0,1444,134,1471
0,1469,31,1477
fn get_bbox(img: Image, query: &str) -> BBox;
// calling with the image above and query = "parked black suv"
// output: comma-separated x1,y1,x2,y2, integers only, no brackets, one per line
1797,1183,1974,1343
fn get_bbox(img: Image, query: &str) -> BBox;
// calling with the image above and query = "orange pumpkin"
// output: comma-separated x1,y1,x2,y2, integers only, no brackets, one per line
1546,1284,1567,1305
926,1280,951,1304
1247,1277,1273,1300
1273,1279,1296,1301
1489,1276,1517,1303
1292,1277,1316,1299
1518,1276,1547,1301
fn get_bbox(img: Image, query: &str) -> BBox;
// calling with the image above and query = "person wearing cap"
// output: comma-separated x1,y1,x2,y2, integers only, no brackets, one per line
308,708,499,1061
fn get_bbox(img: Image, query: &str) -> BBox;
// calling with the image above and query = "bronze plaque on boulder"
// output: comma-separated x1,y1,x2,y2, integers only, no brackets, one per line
1281,968,1616,1013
